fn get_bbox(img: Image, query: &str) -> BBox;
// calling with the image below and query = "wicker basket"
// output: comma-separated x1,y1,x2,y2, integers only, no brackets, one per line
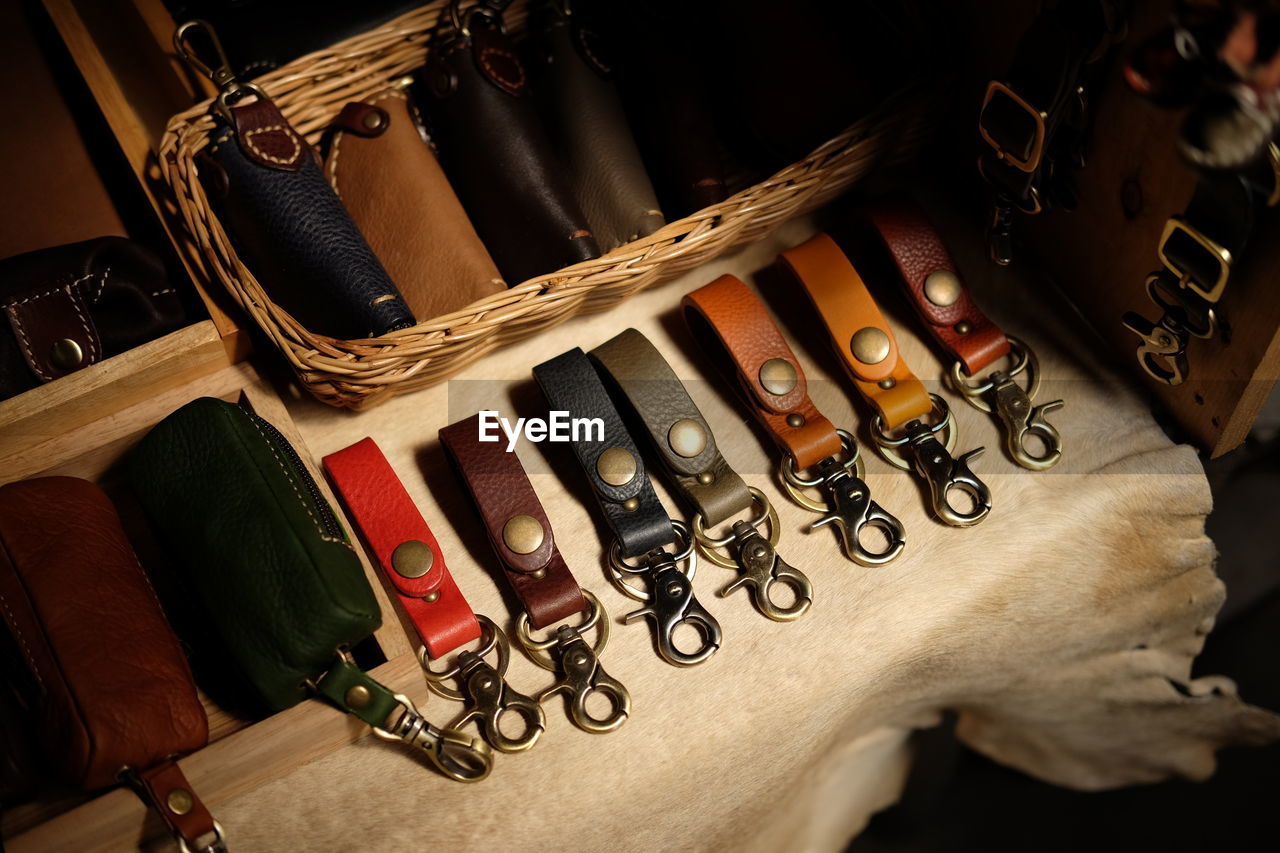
159,0,936,409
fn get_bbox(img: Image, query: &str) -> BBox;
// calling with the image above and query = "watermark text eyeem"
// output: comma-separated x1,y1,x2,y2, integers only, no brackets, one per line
477,410,604,452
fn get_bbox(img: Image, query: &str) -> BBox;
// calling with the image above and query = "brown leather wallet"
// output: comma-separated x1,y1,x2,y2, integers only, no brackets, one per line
0,476,221,849
325,88,506,320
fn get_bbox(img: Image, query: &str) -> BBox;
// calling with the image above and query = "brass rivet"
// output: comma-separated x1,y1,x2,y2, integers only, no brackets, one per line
878,377,897,390
955,321,972,335
166,789,193,815
622,498,640,511
344,685,371,710
391,540,434,579
667,419,707,458
850,327,890,365
502,514,544,555
423,590,441,603
786,413,805,428
923,270,962,307
596,447,637,486
696,471,715,485
530,568,546,579
49,338,83,371
758,358,797,396
362,111,384,131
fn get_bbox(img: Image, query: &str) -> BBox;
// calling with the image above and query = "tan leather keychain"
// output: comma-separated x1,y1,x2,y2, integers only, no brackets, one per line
862,200,1063,470
683,275,906,564
778,234,993,527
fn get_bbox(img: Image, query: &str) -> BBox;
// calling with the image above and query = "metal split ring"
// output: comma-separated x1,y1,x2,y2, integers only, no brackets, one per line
420,614,507,702
871,394,957,471
692,487,778,555
606,519,698,601
949,335,1036,407
515,589,608,668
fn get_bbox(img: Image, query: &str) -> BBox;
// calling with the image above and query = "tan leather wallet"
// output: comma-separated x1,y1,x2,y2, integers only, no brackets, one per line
325,87,505,321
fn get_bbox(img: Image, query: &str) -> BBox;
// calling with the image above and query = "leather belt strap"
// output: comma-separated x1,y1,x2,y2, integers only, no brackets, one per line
438,415,587,629
134,761,224,853
532,347,675,558
323,438,481,658
863,201,1011,377
776,234,932,431
680,275,842,470
589,328,753,527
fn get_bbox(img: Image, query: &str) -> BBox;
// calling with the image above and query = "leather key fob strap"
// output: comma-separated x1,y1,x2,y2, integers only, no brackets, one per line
681,275,841,470
589,328,754,527
439,415,587,629
777,234,933,431
862,201,1011,377
532,347,675,558
323,437,481,658
134,760,221,852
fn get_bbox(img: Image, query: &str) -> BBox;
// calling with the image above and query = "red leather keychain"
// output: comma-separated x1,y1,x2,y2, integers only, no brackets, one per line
440,415,630,733
863,200,1064,470
324,438,545,753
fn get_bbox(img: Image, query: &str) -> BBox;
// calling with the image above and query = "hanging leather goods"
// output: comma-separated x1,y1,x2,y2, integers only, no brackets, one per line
862,201,1064,471
590,328,812,622
977,0,1131,265
533,348,722,667
777,234,993,528
1121,144,1280,386
682,276,906,564
324,438,545,754
439,416,630,733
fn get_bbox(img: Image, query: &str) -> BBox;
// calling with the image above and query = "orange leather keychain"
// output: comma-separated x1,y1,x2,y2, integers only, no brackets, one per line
863,200,1063,471
778,234,992,527
683,275,905,564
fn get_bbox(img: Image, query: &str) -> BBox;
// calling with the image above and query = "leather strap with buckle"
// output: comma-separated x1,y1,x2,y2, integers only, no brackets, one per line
533,347,721,666
323,438,544,753
682,275,905,564
590,328,813,622
978,0,1131,264
778,233,992,527
863,200,1064,470
438,415,631,734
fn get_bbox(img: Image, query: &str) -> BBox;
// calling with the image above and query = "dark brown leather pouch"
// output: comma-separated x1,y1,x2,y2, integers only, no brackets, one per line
0,237,186,401
325,87,506,320
533,1,664,251
415,5,600,284
0,477,223,850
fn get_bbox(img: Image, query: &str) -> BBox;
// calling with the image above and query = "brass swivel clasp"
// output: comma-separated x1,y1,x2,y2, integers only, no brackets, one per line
173,20,268,124
371,694,494,783
608,520,721,667
693,488,812,622
1122,273,1218,386
780,429,906,565
422,615,546,753
949,337,1064,471
873,395,992,528
516,590,630,734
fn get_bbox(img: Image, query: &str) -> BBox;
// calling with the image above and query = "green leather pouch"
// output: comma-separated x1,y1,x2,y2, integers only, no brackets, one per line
127,397,379,712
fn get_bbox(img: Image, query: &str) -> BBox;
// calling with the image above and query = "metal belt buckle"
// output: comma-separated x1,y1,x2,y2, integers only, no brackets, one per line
979,81,1048,173
1157,217,1232,303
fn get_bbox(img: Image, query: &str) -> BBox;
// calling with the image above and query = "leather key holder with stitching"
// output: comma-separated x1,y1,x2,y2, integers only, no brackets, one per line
439,415,631,733
324,437,545,754
777,234,993,528
863,200,1065,471
1122,147,1280,386
682,276,905,564
978,0,1131,265
590,328,813,622
533,347,721,666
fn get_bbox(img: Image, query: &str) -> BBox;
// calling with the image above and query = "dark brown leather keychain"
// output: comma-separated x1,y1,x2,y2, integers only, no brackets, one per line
591,328,812,622
440,414,631,733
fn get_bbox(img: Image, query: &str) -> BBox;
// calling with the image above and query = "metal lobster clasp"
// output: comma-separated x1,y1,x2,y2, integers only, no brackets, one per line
371,694,494,782
693,487,812,622
422,615,546,753
516,591,631,734
1121,273,1219,386
608,520,721,667
873,394,992,528
780,429,906,565
949,337,1064,471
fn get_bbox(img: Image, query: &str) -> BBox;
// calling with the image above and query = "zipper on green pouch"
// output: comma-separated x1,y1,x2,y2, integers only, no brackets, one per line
243,410,347,543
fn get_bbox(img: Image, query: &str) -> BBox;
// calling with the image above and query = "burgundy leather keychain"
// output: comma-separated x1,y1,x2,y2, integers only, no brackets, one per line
324,438,545,753
862,200,1064,470
440,415,630,733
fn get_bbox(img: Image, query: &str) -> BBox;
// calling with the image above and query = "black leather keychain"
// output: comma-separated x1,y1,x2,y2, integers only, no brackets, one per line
532,347,722,666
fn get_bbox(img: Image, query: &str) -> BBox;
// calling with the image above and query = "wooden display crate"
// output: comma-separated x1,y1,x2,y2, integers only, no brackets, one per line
0,362,424,853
